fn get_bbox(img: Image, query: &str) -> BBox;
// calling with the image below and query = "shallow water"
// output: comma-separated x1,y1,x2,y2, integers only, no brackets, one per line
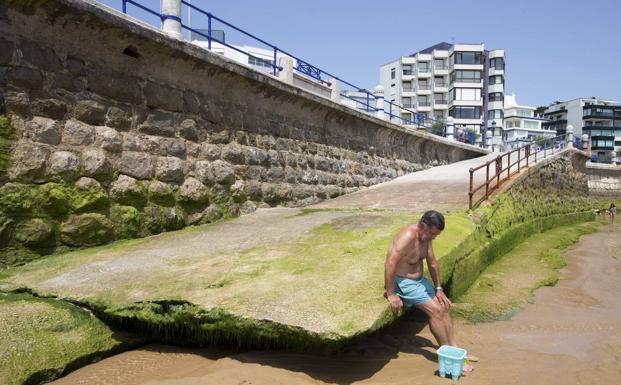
51,222,621,385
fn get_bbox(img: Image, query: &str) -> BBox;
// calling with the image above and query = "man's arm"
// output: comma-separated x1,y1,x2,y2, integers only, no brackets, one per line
426,242,451,309
384,228,412,313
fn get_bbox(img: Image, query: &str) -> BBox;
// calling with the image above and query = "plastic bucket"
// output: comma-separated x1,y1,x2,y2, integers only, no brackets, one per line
437,345,467,380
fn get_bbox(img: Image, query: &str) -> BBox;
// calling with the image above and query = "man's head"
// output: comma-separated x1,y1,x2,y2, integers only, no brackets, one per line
419,210,445,241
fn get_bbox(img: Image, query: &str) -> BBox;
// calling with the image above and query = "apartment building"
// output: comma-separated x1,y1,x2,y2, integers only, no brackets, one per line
542,98,621,160
380,42,505,143
502,93,555,149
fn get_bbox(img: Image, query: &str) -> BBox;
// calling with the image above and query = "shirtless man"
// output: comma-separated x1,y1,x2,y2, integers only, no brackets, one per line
384,210,476,371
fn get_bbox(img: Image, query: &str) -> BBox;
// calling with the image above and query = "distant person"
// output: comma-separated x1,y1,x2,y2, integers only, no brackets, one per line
610,203,616,224
384,210,477,373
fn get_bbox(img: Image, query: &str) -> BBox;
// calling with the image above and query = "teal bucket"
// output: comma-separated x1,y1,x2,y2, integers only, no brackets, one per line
437,345,467,380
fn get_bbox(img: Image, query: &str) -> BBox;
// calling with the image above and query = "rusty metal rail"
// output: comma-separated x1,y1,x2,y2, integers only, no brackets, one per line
468,134,568,209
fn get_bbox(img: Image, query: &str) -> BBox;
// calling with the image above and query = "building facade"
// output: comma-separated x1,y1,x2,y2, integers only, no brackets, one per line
380,42,506,144
502,93,555,149
543,98,621,161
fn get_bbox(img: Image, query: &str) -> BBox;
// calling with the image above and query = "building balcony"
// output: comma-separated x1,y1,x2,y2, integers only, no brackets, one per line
417,84,431,91
402,69,413,76
418,101,431,107
487,83,504,93
488,67,504,76
434,99,448,105
402,87,414,93
417,70,432,78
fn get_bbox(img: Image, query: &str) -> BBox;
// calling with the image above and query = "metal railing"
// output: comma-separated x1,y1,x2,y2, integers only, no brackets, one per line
119,0,445,130
468,134,567,209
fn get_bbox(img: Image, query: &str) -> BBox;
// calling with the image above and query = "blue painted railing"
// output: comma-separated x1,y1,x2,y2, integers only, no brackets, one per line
119,0,445,131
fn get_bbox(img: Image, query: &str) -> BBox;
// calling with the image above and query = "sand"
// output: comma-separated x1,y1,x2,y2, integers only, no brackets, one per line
49,222,621,385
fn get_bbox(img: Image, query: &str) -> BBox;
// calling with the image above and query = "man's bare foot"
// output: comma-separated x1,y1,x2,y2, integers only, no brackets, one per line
467,354,479,362
461,363,474,375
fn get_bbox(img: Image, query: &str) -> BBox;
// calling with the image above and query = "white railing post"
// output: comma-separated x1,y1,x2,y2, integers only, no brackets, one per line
330,78,340,103
566,124,574,149
485,129,493,151
162,0,183,39
278,57,294,84
445,116,455,141
581,134,589,153
611,150,617,165
374,85,386,120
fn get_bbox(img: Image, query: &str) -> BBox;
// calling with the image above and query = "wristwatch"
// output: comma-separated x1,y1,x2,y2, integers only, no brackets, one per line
435,286,443,291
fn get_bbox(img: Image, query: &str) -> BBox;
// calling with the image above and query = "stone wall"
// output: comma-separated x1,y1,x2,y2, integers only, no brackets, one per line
584,162,621,197
0,0,484,266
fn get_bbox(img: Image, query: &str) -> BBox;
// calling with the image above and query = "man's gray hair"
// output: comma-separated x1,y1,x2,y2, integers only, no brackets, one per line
420,210,445,231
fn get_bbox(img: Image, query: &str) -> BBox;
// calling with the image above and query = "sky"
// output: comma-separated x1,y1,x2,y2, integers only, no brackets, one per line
96,0,620,107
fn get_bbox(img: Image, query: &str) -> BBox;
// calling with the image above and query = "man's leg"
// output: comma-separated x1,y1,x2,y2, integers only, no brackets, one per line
415,297,454,346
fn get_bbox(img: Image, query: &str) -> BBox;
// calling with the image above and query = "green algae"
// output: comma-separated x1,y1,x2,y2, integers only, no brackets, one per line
452,221,600,323
109,205,141,239
0,115,16,180
0,291,144,385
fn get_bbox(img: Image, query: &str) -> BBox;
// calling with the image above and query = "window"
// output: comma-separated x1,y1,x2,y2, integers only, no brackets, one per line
489,75,504,85
449,106,481,119
489,58,505,70
614,120,621,127
403,65,413,75
451,88,481,101
248,56,274,68
434,59,446,70
488,109,503,119
418,62,430,72
517,109,532,117
452,52,483,65
391,68,396,79
403,82,412,91
524,120,539,129
451,70,481,83
488,92,503,102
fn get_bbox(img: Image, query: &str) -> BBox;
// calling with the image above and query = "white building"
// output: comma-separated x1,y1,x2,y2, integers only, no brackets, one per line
502,93,555,149
380,42,505,144
543,97,621,161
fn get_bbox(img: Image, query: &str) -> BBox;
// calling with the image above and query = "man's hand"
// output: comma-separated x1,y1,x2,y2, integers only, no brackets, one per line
435,290,452,310
387,293,403,314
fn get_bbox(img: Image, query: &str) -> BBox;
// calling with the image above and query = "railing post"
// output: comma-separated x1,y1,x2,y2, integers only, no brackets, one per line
366,92,370,112
485,162,489,198
566,125,574,149
581,134,589,154
161,0,183,39
207,13,212,49
273,47,278,76
329,78,340,103
445,116,455,141
485,129,493,151
507,151,510,177
469,168,474,210
374,85,386,120
278,56,294,84
122,0,127,13
611,150,617,165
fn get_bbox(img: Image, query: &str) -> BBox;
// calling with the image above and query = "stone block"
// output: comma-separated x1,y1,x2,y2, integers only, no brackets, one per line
109,204,141,239
138,110,175,137
87,69,142,104
82,148,111,179
71,177,109,213
178,177,209,207
7,66,44,90
63,119,94,145
243,146,269,166
19,39,62,71
116,151,154,180
48,150,80,181
195,160,213,185
162,207,186,231
221,143,245,164
105,106,133,130
4,92,31,117
60,213,114,247
25,117,61,145
36,183,70,217
266,166,286,182
193,205,223,225
158,137,186,158
0,38,14,65
51,73,84,92
8,141,49,183
109,174,147,207
211,160,236,185
178,119,199,142
31,99,66,120
183,91,201,115
66,56,85,74
148,180,175,206
210,129,230,144
74,100,107,125
199,143,221,161
14,218,55,248
94,126,123,153
145,81,183,112
155,156,185,183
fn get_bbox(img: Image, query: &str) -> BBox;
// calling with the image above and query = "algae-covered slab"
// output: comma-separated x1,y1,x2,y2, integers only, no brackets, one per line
0,208,476,347
0,292,143,385
453,221,601,322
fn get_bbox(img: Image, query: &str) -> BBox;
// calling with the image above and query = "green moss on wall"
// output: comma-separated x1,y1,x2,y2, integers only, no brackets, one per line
0,116,16,180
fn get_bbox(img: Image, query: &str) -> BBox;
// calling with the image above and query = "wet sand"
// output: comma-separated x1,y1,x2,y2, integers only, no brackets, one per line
51,223,621,385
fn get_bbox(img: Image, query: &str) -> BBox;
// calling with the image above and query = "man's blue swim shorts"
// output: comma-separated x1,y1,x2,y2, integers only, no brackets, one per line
393,275,436,307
